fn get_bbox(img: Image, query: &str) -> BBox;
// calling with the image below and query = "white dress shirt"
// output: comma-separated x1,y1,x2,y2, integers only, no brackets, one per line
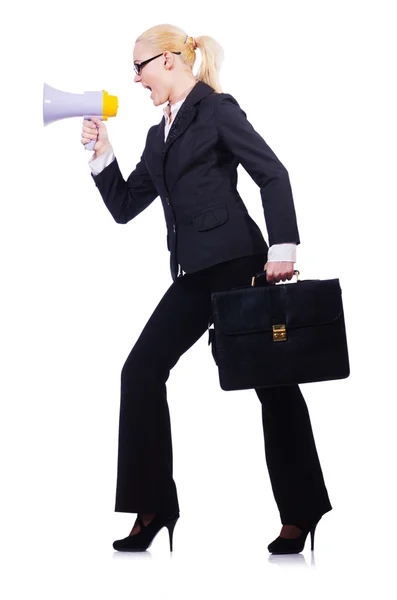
88,96,297,264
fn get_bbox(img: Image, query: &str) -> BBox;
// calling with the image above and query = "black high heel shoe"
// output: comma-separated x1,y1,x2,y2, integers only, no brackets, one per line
267,517,321,554
113,511,180,552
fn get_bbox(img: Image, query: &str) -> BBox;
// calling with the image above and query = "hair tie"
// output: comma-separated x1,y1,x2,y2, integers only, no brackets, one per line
185,35,198,50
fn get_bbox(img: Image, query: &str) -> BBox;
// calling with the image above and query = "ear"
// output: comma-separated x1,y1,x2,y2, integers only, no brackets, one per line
163,50,174,69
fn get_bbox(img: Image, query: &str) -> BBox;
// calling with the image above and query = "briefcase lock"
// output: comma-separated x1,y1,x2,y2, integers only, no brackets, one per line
272,324,287,342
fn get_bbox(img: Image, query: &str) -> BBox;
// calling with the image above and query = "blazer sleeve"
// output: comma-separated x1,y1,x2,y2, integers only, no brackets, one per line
90,149,158,224
215,93,300,247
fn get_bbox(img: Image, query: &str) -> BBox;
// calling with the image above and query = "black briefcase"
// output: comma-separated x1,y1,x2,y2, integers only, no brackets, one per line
208,270,350,391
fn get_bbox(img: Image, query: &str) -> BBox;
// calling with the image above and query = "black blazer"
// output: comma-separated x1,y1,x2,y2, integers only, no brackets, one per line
91,80,300,281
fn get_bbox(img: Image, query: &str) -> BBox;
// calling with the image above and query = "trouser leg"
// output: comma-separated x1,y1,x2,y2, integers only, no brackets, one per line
255,384,333,524
206,252,333,525
114,272,212,514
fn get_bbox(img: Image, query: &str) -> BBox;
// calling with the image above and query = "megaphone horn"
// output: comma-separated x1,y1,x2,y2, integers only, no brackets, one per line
43,83,118,150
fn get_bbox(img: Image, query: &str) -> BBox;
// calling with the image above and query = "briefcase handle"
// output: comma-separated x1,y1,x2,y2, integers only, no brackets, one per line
251,269,300,287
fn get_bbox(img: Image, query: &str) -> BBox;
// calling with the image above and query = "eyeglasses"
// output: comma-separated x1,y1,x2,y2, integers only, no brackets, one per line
134,52,182,75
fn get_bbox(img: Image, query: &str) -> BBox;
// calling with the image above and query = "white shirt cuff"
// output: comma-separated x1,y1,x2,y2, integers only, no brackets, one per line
88,146,115,175
267,243,296,262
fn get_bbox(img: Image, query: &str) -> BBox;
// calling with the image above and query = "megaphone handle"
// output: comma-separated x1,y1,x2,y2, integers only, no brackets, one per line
83,115,101,151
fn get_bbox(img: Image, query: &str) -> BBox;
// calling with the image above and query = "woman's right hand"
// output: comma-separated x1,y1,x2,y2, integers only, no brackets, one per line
81,116,112,156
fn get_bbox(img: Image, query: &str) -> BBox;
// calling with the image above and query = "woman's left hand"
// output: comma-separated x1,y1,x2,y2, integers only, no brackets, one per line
264,261,295,283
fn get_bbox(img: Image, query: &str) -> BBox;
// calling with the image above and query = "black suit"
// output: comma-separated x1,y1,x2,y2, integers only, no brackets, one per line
90,81,332,524
91,80,300,281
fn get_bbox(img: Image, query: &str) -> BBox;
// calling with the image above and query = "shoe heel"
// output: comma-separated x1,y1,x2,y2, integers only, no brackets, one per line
310,523,318,551
166,518,178,552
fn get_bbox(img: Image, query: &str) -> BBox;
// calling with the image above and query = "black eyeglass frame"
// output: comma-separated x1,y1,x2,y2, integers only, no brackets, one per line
134,51,182,75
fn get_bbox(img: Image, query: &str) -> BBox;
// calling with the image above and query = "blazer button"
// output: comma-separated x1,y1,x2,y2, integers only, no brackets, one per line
165,196,170,205
173,224,176,232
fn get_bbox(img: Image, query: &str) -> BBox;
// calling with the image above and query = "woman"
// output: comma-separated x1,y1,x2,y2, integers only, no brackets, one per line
81,23,332,554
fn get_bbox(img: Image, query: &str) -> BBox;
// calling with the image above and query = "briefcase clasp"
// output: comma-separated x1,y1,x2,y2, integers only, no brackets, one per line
272,324,287,342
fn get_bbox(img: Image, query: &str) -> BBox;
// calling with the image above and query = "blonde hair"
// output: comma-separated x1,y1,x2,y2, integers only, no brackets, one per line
135,23,225,93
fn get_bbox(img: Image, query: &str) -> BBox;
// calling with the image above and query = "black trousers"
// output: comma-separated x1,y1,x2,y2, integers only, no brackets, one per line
115,252,333,524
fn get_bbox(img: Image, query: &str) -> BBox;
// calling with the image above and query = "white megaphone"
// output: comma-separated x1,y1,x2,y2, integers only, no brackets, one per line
43,83,118,150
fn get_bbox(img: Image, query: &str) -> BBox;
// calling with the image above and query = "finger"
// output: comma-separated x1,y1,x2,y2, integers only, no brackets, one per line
82,131,97,139
280,271,294,281
83,119,96,129
82,123,98,132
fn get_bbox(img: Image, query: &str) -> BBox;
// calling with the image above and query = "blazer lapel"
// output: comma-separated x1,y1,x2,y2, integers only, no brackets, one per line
162,102,197,156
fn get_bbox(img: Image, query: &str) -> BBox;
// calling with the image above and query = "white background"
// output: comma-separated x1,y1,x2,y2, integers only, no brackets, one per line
1,0,396,598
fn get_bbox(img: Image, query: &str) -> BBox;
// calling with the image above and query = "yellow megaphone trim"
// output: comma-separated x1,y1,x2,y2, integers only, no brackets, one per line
102,90,118,121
